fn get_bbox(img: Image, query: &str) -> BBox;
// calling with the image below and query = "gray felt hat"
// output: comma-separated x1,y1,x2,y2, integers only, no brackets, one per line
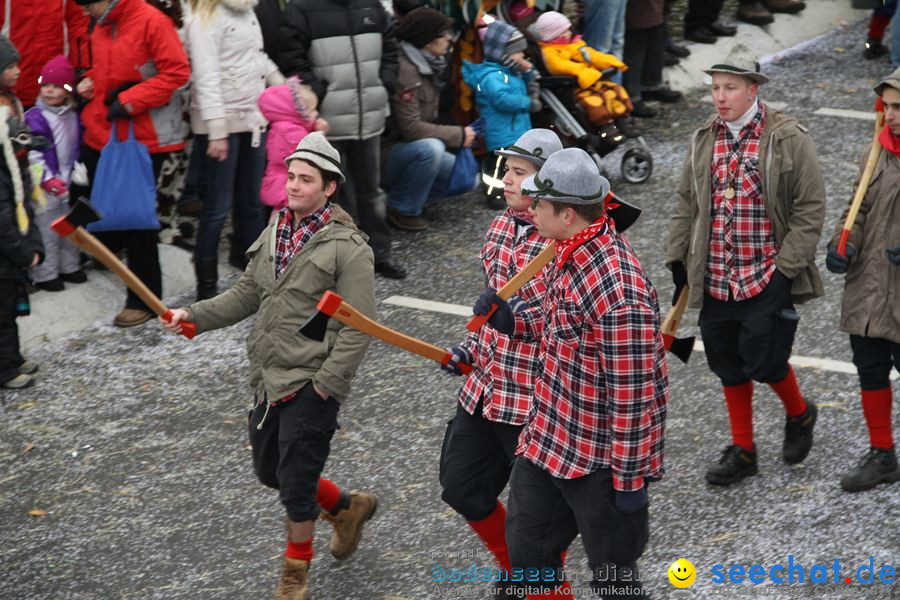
284,131,346,183
704,43,769,85
495,128,563,167
875,66,900,96
520,148,610,205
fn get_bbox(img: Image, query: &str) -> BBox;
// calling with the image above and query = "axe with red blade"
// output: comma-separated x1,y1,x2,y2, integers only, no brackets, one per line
51,197,197,339
661,286,693,364
299,291,472,374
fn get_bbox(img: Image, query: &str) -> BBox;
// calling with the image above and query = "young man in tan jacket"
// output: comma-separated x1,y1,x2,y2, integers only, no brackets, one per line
666,44,826,486
825,67,900,493
164,132,377,599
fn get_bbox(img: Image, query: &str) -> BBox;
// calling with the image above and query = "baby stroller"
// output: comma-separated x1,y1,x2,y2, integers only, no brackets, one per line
496,0,653,185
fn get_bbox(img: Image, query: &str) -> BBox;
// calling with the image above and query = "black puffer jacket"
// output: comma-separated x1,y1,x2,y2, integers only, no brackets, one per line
277,0,399,141
0,159,43,280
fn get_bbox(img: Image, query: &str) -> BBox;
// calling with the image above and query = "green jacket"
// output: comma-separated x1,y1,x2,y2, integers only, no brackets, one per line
186,205,375,402
829,146,900,344
666,108,826,309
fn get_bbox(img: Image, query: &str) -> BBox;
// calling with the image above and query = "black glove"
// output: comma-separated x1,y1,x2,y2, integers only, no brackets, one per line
670,261,687,306
614,486,648,513
441,346,473,376
886,245,900,266
107,98,132,120
472,288,526,336
826,242,855,274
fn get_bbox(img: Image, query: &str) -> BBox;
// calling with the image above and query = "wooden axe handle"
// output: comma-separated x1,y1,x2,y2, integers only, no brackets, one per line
65,227,196,339
466,241,557,332
838,104,885,257
661,286,689,337
329,297,472,374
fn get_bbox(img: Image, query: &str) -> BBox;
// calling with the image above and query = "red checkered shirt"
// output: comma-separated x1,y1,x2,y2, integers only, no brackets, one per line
512,216,669,490
705,102,778,301
273,202,332,404
274,203,333,280
458,211,551,425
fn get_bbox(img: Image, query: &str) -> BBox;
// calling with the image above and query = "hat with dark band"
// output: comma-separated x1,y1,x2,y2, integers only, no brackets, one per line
703,43,769,85
284,132,345,183
495,128,563,167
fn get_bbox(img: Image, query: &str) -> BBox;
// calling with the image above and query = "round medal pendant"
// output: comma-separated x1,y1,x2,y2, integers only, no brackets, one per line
724,186,735,200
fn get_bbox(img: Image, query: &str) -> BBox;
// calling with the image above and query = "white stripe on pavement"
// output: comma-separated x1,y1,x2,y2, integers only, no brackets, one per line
382,295,898,379
812,107,875,121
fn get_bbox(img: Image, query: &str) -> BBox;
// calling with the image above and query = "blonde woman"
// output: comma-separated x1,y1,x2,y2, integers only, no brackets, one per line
185,0,283,299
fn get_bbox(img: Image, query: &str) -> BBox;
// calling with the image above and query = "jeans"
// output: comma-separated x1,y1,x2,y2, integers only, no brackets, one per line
385,138,457,217
581,0,627,85
179,135,208,207
194,132,266,263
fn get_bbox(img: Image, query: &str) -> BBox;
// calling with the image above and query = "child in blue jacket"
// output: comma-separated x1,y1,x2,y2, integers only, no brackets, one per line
462,20,541,208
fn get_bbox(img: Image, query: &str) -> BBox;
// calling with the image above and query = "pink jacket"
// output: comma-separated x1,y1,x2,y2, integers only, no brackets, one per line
258,84,316,208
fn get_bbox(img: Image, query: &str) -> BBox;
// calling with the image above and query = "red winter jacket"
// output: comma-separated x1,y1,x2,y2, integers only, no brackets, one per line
0,0,90,107
81,0,190,154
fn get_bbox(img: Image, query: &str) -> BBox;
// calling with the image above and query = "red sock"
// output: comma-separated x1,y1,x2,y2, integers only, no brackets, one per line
724,382,754,451
467,501,512,572
861,388,894,450
768,366,807,418
870,14,891,40
285,537,314,561
316,478,342,513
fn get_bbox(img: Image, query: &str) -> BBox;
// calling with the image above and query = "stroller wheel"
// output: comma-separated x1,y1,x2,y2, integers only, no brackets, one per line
621,147,653,184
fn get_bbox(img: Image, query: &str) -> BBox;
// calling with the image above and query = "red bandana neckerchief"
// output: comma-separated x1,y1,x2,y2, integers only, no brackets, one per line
555,213,609,268
508,207,534,224
879,125,900,158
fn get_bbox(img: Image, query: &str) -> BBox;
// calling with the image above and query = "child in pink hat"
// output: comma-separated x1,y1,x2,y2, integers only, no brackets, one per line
24,55,86,291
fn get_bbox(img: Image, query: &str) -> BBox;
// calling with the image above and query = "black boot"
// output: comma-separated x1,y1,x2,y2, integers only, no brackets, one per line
840,447,900,492
705,444,758,485
195,258,218,300
783,400,817,464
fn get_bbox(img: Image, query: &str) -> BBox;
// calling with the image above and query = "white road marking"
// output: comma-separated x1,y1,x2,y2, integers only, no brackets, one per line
382,295,897,379
812,107,875,121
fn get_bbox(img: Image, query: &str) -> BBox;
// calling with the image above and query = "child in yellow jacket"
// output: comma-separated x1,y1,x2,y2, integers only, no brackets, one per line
533,11,633,126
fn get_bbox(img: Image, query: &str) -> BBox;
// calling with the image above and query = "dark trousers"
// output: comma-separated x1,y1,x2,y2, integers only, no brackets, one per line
684,0,726,31
623,24,667,101
507,459,649,598
439,399,523,521
0,279,24,384
698,279,797,387
248,382,340,523
71,144,166,313
850,335,900,390
331,138,392,262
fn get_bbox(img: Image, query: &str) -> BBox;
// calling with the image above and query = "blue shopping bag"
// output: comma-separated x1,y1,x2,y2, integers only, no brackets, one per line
87,121,159,232
444,147,480,197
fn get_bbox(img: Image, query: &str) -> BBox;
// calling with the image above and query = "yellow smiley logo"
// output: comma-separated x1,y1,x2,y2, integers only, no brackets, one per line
668,558,697,588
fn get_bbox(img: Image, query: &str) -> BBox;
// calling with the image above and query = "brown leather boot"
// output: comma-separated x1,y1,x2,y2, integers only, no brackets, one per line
274,557,310,600
320,490,377,560
736,2,774,25
762,0,805,13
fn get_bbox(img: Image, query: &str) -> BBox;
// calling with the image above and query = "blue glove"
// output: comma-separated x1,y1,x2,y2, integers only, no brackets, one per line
614,486,648,513
473,288,526,336
826,242,855,274
886,245,900,266
441,346,473,376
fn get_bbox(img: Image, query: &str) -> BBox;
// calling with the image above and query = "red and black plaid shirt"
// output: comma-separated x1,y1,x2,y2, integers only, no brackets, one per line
513,216,669,490
705,102,778,301
274,203,333,280
459,211,550,426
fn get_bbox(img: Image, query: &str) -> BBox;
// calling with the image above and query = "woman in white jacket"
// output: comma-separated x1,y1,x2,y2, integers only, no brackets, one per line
186,0,283,299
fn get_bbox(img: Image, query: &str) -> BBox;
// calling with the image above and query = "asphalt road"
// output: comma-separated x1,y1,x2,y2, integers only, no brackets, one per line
2,18,899,600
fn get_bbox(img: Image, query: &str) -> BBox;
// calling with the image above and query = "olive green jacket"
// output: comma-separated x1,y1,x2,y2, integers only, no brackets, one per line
186,205,375,402
830,146,900,344
666,108,826,309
